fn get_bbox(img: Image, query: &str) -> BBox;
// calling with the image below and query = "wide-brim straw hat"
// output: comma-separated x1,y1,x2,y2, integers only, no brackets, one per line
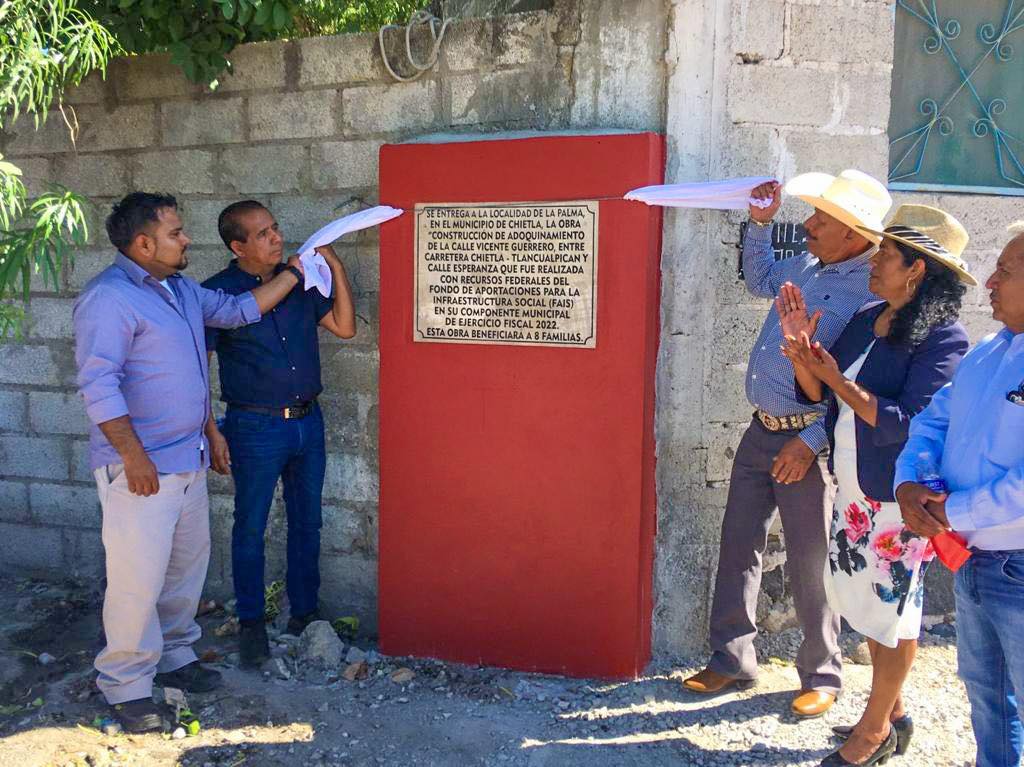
784,169,892,244
857,204,977,286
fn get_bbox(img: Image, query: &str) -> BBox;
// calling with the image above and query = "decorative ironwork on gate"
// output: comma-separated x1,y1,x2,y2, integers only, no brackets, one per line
889,1,1024,196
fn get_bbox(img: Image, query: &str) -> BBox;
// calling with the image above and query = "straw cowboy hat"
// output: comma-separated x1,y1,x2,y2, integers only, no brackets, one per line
784,169,892,243
857,203,978,286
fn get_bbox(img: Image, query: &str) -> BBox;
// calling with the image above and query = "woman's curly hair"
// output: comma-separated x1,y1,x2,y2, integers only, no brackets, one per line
887,239,967,347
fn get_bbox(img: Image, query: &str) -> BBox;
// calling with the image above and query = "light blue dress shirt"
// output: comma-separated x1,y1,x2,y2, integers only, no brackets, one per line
894,328,1024,550
742,224,876,452
73,253,261,473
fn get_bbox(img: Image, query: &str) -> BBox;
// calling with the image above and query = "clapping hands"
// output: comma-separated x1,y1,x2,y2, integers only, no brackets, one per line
775,283,839,383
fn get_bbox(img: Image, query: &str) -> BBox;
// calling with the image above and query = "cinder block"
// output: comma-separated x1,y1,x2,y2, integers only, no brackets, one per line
71,440,93,482
569,0,664,131
62,529,105,578
728,65,836,127
64,72,107,105
842,70,891,131
0,390,28,432
443,18,492,72
790,4,894,65
342,81,439,135
69,249,116,291
0,481,29,522
4,113,78,155
959,308,1001,344
298,34,384,87
731,0,785,61
444,13,555,71
0,435,70,480
13,156,52,198
311,140,382,191
177,199,257,247
779,130,889,183
450,69,551,126
77,104,159,151
28,297,75,340
320,503,364,554
134,150,216,195
933,193,1024,252
324,452,378,504
0,346,59,386
221,144,307,194
651,541,718,655
705,422,749,483
219,40,289,92
317,552,378,630
249,91,337,141
267,196,349,244
161,98,246,147
111,53,193,101
29,391,89,436
704,361,752,424
30,482,100,528
0,522,64,573
321,347,379,394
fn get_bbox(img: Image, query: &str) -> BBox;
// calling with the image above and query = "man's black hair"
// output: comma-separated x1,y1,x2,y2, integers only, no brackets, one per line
105,192,178,254
218,200,268,250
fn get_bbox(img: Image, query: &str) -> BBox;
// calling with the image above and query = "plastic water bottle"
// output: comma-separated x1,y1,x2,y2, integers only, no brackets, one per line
916,452,947,494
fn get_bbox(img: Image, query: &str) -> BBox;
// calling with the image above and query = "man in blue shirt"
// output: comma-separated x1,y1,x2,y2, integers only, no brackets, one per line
74,193,303,732
203,200,356,669
896,227,1024,767
684,171,892,719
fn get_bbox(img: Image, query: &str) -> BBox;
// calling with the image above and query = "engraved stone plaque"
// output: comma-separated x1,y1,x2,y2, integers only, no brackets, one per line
415,201,598,348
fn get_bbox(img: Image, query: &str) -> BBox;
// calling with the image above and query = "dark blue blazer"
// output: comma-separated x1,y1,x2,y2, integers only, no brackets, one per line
808,301,969,501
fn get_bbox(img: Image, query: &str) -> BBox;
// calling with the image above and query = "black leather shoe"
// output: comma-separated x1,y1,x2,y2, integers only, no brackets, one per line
153,661,223,693
286,610,320,636
238,619,270,668
110,698,168,733
820,728,897,765
833,716,913,756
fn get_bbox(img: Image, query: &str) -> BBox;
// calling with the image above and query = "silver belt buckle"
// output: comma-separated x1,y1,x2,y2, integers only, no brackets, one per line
283,406,297,419
759,411,781,431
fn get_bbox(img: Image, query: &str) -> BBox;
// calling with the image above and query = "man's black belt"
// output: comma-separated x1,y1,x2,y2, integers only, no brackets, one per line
229,400,316,420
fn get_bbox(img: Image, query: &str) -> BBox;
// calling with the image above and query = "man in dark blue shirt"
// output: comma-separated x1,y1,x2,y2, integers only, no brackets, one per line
203,200,355,668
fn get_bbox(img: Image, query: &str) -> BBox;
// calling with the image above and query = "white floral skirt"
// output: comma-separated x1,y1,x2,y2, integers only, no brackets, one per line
824,438,935,648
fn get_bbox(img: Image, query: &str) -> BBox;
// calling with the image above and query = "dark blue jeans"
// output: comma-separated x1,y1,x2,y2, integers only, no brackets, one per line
223,405,326,623
956,549,1024,767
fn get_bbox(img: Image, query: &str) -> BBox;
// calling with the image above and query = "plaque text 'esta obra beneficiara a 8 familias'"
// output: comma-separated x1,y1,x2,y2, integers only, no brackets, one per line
414,201,598,348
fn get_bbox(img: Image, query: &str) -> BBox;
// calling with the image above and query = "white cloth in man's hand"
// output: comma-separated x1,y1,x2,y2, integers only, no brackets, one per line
296,205,405,297
625,176,778,210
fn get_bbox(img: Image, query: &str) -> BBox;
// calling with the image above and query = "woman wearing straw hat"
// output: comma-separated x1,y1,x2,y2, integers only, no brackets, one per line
778,204,975,765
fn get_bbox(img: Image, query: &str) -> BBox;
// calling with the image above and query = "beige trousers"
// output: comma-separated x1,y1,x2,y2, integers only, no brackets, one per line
93,464,210,704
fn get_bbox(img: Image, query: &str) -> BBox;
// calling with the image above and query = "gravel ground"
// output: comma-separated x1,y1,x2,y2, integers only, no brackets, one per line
0,577,977,767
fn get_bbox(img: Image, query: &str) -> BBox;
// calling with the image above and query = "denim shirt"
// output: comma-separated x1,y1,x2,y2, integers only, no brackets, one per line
73,253,261,472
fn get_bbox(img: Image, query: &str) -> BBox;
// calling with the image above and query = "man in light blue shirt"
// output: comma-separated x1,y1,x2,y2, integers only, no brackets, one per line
895,227,1024,767
74,193,303,733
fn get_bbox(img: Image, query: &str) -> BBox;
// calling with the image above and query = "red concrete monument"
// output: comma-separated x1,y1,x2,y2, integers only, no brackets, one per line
378,132,664,678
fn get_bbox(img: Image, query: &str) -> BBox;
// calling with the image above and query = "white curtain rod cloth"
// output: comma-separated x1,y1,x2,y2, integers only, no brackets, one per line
296,205,405,297
624,176,779,210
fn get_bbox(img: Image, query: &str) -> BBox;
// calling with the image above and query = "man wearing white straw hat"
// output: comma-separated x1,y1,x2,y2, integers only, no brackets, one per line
895,223,1024,767
684,170,892,719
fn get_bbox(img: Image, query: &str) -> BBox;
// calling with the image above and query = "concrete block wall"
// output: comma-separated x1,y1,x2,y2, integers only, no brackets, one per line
653,0,1007,657
0,0,667,632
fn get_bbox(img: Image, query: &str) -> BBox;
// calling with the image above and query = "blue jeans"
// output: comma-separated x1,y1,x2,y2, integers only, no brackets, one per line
224,405,326,623
956,549,1024,767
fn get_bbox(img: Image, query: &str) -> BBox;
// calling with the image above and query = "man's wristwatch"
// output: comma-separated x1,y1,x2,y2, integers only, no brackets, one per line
286,265,303,282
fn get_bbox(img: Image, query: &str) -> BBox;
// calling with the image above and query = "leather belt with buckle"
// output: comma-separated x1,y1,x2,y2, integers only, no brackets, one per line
230,400,316,420
756,409,820,432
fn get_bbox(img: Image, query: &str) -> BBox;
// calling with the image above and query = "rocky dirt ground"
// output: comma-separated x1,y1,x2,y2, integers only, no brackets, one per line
0,576,977,767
